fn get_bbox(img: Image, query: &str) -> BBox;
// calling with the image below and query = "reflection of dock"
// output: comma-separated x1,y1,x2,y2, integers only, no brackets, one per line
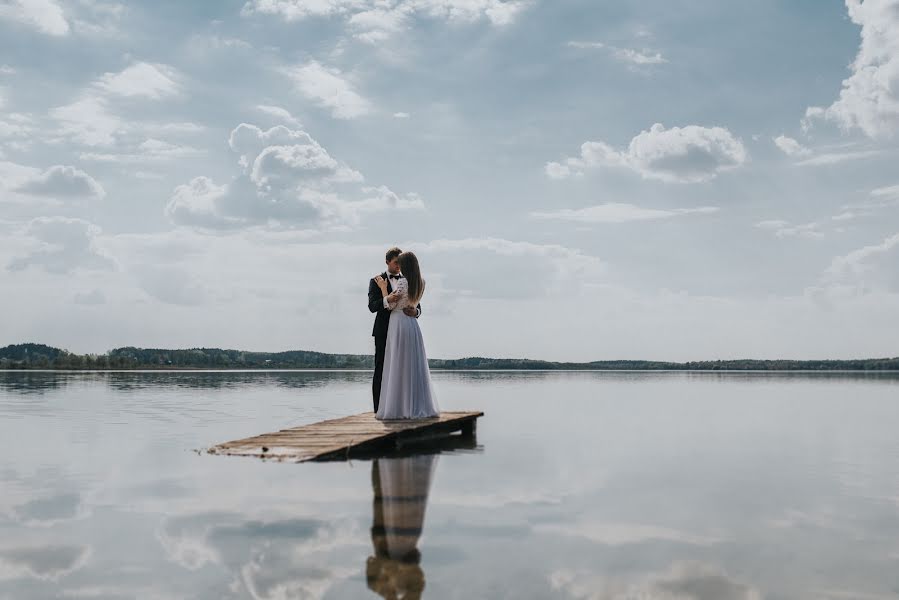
208,411,483,462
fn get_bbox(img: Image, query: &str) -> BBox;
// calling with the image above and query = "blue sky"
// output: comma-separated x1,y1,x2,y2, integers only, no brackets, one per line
1,0,897,360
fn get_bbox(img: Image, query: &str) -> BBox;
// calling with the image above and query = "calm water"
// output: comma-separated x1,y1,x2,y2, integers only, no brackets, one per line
1,371,899,599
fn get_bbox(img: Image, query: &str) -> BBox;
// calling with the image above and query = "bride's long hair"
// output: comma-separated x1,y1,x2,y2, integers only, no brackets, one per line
398,252,425,305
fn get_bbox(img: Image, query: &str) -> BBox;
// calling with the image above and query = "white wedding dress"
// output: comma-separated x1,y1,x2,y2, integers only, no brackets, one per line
376,278,439,420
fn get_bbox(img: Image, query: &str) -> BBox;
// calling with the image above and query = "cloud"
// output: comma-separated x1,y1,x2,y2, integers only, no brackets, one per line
14,165,106,199
393,112,410,118
795,149,883,166
531,203,719,224
137,138,202,158
95,62,180,99
250,143,362,190
348,6,411,43
537,521,720,546
0,112,36,140
0,0,70,35
773,134,811,157
164,176,243,230
283,61,371,119
825,232,899,289
8,217,115,274
255,105,302,127
547,123,747,183
228,123,317,165
803,0,899,139
12,493,88,526
755,219,825,239
568,41,668,66
136,265,209,306
419,237,605,299
240,0,361,21
242,0,529,39
167,123,421,230
0,545,91,582
49,95,123,146
550,562,762,600
73,289,106,305
871,183,899,200
0,65,16,75
49,64,182,147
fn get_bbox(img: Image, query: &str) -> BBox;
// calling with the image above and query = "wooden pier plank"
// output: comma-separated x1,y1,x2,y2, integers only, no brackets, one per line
208,411,483,462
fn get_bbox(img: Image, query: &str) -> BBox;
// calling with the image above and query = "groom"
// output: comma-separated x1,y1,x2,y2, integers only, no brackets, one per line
368,246,421,413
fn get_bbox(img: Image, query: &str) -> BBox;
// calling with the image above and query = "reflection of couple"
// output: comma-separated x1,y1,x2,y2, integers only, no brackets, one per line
366,454,438,600
368,247,439,420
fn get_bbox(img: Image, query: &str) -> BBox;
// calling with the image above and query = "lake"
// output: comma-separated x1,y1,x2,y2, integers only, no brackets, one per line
1,370,898,599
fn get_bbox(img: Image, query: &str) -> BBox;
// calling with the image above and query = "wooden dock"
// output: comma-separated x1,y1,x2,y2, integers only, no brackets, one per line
208,411,483,462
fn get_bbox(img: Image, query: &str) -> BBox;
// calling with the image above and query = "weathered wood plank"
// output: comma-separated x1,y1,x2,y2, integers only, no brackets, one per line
208,411,484,462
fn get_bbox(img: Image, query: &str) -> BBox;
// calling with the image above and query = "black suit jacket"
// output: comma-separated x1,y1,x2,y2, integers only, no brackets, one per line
369,272,422,338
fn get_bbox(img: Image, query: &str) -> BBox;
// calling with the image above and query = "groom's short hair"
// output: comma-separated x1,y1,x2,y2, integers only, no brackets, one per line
385,247,402,262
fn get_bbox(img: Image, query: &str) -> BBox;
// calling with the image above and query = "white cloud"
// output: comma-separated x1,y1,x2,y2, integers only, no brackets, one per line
547,123,747,183
804,0,899,139
167,123,420,230
242,0,528,40
348,6,410,42
138,138,203,159
773,134,811,157
393,112,410,118
240,0,363,21
871,183,899,199
826,232,899,288
419,237,605,299
250,143,362,190
0,545,91,582
229,123,313,156
283,61,371,119
78,139,202,163
756,219,825,239
0,113,34,141
255,105,302,128
14,165,106,199
164,176,243,230
531,203,719,224
550,562,762,600
0,0,70,35
0,65,16,75
95,62,180,99
568,41,668,66
7,217,115,274
795,149,882,166
73,289,106,305
537,521,720,546
49,95,123,146
147,121,205,134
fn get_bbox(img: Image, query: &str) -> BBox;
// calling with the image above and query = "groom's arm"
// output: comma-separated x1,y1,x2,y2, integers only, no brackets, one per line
368,278,384,313
403,302,422,318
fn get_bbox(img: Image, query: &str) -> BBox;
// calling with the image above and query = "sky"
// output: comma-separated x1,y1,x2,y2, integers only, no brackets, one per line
0,0,897,361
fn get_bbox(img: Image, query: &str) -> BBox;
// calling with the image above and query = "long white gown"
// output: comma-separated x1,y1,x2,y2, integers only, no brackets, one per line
376,278,439,420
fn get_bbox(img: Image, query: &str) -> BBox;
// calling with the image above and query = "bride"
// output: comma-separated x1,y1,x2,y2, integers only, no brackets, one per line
373,251,439,420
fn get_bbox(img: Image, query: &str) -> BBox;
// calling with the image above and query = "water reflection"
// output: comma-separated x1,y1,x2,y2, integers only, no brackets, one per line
367,455,436,599
365,434,480,599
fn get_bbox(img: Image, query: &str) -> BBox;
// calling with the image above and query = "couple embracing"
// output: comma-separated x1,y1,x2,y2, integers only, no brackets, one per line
368,247,439,420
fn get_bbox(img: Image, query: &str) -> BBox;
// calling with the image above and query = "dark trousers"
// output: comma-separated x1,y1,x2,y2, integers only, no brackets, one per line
372,336,387,413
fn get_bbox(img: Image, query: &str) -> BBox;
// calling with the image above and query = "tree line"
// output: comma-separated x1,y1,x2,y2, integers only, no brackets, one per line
2,343,898,371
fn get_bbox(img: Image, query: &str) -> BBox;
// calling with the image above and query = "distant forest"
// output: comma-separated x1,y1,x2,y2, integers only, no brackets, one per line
2,343,898,371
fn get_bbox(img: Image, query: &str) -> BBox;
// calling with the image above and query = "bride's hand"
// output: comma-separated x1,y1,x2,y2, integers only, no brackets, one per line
387,290,401,303
374,275,388,294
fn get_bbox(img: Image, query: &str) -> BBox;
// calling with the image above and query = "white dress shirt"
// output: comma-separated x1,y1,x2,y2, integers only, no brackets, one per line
383,273,402,309
382,273,419,315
